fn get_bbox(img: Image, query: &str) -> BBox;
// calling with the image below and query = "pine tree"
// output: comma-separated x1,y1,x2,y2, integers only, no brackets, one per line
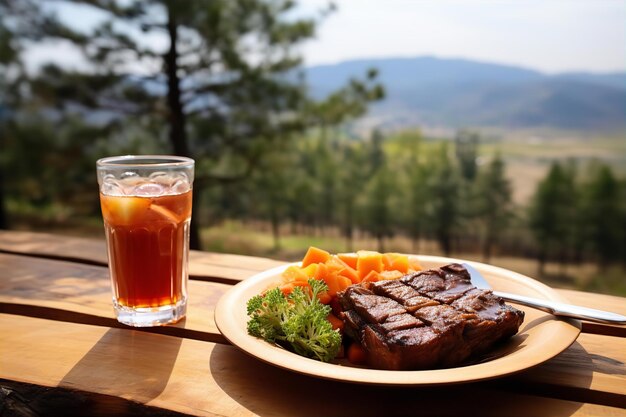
528,162,578,274
2,0,382,248
474,154,512,262
427,144,461,256
580,163,623,268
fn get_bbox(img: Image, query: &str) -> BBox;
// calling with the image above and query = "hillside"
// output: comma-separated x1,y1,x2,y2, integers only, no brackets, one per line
304,56,626,131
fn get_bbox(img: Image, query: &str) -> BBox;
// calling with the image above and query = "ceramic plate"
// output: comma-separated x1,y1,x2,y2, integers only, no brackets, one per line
214,255,581,385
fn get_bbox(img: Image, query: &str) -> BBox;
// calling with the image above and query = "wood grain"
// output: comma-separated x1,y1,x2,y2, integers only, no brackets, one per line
0,230,284,282
2,230,626,415
558,289,626,337
1,314,624,417
0,252,625,406
0,253,229,343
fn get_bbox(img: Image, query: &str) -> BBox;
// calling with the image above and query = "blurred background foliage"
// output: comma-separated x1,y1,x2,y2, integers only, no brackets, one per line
0,0,624,295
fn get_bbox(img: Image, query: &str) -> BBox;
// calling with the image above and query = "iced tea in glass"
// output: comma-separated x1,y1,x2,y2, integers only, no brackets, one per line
96,155,194,326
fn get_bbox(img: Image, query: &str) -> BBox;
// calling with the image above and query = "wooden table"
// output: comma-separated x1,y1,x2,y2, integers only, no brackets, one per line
0,230,624,416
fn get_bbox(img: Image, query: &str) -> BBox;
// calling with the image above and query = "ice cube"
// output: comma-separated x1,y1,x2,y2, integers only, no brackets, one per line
101,177,125,196
133,182,166,196
168,172,188,182
170,179,190,194
149,171,168,178
148,171,170,183
120,171,139,179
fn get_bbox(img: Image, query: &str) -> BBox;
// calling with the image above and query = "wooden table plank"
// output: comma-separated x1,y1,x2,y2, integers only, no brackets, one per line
1,252,625,407
515,333,626,407
1,314,624,417
557,289,626,337
0,253,229,343
0,230,284,281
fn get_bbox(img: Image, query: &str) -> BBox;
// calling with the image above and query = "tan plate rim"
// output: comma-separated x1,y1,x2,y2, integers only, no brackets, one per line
214,255,582,386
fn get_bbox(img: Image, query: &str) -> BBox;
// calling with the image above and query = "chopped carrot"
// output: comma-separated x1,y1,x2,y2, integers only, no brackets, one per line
347,343,368,365
337,253,358,269
382,253,393,270
327,313,344,332
279,248,422,306
322,272,352,297
301,246,331,267
356,251,384,279
279,283,295,296
361,270,380,283
329,255,360,284
338,266,360,284
302,263,319,278
313,262,328,281
387,253,410,274
282,265,309,282
317,291,332,305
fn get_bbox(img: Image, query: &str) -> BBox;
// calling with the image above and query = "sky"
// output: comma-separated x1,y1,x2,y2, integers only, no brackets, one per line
297,0,626,73
24,0,626,75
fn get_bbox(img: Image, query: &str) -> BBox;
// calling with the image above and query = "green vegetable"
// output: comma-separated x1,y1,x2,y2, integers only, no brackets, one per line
246,279,342,362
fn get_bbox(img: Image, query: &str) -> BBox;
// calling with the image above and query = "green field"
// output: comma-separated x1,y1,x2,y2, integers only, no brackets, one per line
386,130,626,205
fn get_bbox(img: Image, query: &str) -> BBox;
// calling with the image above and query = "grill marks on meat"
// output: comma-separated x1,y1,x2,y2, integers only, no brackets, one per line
338,263,525,370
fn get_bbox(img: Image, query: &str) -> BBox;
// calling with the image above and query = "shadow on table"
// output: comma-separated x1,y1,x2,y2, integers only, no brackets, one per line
209,342,596,417
60,328,182,404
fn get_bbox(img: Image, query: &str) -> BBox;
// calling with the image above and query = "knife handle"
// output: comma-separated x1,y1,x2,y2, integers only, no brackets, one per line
494,291,626,325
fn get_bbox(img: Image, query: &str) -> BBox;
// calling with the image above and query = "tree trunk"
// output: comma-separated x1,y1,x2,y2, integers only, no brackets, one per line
0,168,7,229
438,228,452,257
343,200,354,252
165,6,200,249
482,228,493,263
270,207,280,251
538,248,546,276
377,233,384,253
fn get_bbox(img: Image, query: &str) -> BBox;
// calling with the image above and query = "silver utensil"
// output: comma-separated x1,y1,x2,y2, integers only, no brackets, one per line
462,263,626,325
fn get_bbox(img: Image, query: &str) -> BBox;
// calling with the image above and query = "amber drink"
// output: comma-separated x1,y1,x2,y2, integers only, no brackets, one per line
97,155,194,326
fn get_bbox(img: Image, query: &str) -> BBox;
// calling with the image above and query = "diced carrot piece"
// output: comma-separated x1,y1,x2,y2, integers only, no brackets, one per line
322,273,341,295
382,253,393,270
279,283,295,296
322,272,352,297
337,275,352,291
329,255,360,284
338,266,360,284
356,251,384,279
337,253,358,269
302,263,318,278
282,265,309,282
301,246,331,267
314,262,328,281
326,262,345,275
347,342,368,365
327,313,344,332
389,254,410,274
379,270,404,280
317,291,332,305
362,270,380,283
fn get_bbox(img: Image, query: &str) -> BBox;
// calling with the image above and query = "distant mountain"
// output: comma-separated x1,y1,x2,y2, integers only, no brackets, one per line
304,57,626,131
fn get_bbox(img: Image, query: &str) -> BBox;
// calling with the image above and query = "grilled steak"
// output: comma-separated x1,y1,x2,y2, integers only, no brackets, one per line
338,263,524,370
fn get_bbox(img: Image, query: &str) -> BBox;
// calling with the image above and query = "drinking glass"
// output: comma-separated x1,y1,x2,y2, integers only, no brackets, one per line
96,155,194,326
